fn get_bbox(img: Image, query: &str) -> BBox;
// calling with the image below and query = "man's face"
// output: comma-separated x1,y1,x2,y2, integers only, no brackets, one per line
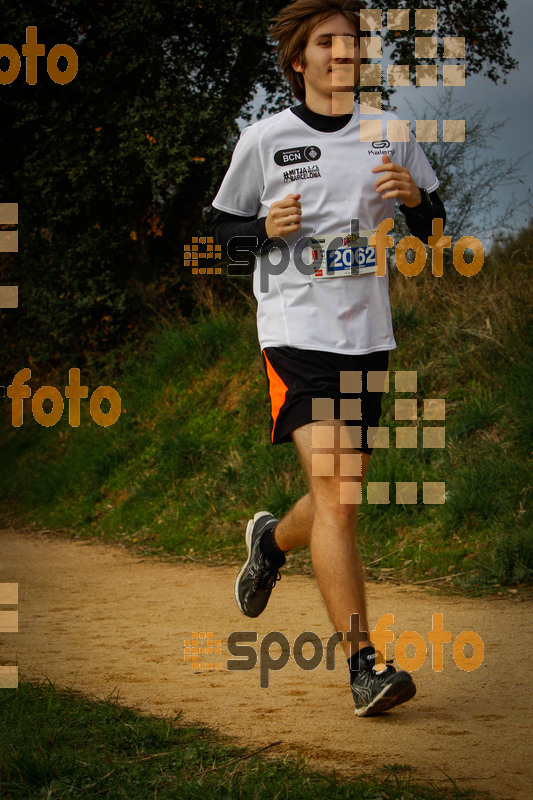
292,13,360,104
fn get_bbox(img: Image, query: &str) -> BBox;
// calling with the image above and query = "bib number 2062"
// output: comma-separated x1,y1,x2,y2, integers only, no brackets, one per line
326,245,376,275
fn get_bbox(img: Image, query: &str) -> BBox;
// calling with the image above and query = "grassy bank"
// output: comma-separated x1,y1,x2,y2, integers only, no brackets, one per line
0,679,480,799
1,226,532,593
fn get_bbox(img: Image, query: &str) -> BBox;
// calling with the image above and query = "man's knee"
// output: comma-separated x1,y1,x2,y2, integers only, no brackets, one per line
310,476,361,525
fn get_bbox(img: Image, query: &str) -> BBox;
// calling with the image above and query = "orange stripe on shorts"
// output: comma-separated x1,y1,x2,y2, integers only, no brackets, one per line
263,350,289,443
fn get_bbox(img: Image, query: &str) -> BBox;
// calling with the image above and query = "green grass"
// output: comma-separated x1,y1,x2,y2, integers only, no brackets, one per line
0,679,481,800
1,225,532,592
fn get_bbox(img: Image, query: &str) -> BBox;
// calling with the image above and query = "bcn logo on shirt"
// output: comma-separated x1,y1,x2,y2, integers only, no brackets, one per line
274,145,322,166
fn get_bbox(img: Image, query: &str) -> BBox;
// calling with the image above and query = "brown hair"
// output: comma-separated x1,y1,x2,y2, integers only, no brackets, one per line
269,0,368,102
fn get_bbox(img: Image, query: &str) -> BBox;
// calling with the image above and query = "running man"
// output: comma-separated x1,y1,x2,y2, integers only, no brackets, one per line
211,0,445,716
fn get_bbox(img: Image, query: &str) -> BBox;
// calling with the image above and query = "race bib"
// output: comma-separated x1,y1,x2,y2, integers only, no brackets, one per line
309,230,376,278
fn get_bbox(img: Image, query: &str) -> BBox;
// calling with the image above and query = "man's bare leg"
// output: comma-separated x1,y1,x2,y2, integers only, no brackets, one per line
274,493,314,551
274,420,371,658
234,417,416,714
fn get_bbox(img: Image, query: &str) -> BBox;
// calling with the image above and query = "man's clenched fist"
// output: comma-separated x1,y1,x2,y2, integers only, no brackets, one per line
265,193,302,238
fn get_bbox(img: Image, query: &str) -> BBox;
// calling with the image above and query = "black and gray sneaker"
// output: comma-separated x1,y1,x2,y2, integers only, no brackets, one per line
351,657,416,717
235,511,285,617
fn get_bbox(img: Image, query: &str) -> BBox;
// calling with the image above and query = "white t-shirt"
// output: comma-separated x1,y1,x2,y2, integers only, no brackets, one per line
212,105,439,355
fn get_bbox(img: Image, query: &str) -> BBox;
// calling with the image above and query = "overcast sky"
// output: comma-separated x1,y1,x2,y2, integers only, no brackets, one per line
240,0,532,249
390,0,532,244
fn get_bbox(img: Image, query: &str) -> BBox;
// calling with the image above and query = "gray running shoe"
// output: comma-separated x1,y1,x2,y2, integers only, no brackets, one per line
351,659,416,716
235,511,285,617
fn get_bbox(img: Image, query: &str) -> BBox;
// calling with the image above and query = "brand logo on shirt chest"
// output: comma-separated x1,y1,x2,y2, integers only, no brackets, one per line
368,139,396,157
274,145,322,166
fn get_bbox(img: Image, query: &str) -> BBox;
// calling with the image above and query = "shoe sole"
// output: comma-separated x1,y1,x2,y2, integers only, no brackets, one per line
234,511,273,617
354,677,416,717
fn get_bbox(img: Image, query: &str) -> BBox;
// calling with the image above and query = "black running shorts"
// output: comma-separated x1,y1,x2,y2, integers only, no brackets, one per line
261,346,390,454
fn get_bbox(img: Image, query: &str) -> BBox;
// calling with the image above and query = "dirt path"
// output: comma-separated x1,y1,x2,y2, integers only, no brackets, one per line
0,527,531,799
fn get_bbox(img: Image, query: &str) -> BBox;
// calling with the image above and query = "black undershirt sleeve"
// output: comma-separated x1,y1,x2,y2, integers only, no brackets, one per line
211,211,273,253
399,189,446,244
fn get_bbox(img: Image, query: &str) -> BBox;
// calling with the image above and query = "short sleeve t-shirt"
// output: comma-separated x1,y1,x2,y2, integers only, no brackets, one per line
212,104,439,355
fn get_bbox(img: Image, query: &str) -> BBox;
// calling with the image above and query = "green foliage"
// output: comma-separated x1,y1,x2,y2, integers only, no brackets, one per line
0,0,289,366
0,679,479,800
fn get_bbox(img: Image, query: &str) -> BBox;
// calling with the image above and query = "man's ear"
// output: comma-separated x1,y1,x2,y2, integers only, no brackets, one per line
291,54,303,74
